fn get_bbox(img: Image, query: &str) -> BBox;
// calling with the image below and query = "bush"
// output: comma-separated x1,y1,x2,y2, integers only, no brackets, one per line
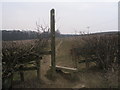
2,34,49,88
71,33,119,71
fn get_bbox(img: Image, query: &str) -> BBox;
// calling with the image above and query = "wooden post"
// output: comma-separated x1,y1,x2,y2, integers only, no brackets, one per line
50,9,56,76
36,60,40,81
3,73,13,89
19,65,24,82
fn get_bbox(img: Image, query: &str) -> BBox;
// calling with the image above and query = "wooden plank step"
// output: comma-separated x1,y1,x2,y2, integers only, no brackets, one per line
55,65,78,72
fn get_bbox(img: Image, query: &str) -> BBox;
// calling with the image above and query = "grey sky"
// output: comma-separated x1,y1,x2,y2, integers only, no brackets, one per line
1,1,118,34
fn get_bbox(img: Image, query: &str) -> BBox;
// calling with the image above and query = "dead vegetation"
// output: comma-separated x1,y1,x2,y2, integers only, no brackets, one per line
70,33,119,88
2,25,50,88
2,32,119,88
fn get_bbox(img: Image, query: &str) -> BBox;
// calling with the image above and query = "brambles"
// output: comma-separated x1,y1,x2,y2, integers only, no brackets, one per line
70,33,119,71
70,33,119,87
2,26,50,88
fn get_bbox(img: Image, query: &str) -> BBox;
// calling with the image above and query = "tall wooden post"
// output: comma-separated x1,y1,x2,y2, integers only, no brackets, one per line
50,9,56,76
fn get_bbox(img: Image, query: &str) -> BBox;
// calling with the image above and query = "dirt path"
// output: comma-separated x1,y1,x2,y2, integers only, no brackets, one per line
41,40,63,74
56,40,63,55
40,40,85,88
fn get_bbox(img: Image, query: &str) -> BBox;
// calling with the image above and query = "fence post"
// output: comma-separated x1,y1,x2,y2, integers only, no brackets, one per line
50,9,56,77
36,60,41,81
19,65,24,82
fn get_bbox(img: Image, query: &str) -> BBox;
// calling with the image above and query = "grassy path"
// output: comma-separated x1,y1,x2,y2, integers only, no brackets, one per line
56,40,63,56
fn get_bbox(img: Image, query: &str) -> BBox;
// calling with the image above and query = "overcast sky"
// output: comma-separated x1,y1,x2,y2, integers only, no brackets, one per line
0,0,118,34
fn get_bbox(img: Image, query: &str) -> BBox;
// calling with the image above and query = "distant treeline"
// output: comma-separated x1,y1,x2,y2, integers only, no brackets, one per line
2,30,61,41
2,30,119,41
2,30,37,41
